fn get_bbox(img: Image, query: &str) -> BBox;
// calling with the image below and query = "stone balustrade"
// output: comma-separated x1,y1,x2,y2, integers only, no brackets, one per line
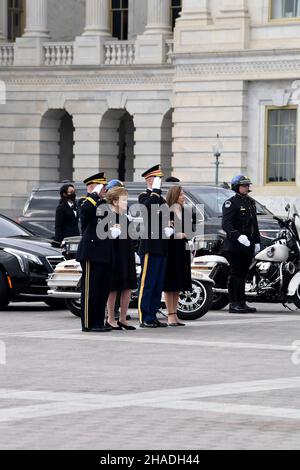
0,38,173,67
166,39,174,64
43,43,74,66
0,44,14,66
104,41,136,65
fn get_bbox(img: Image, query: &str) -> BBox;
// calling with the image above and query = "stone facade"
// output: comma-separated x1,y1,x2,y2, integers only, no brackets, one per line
1,0,300,217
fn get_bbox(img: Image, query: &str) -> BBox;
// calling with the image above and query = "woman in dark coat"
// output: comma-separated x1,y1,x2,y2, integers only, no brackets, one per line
55,184,80,243
164,185,192,326
105,186,137,331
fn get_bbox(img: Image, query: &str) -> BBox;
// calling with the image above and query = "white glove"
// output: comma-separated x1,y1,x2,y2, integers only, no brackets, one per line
152,177,162,190
238,234,250,247
110,227,122,239
93,184,103,195
255,243,261,255
164,227,174,238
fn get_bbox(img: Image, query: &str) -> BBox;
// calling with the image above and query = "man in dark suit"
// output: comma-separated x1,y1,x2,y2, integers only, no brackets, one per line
76,172,113,332
55,184,80,243
138,165,171,328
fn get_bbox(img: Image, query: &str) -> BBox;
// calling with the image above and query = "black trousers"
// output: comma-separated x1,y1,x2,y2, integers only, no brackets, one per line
223,252,253,303
80,261,112,330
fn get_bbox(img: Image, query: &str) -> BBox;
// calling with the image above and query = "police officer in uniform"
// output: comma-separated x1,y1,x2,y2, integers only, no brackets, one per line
76,172,113,332
222,175,261,314
138,165,171,328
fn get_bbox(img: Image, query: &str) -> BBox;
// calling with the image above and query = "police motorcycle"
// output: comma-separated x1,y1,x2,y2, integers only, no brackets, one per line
195,204,300,310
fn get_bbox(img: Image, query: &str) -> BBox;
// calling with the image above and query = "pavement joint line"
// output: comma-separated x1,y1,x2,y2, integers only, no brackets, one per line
147,400,300,420
1,315,300,338
0,329,298,352
1,376,300,423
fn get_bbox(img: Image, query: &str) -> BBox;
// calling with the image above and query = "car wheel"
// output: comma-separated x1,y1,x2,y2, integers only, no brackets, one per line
65,298,81,317
0,271,10,309
177,279,213,320
44,299,67,310
211,293,229,310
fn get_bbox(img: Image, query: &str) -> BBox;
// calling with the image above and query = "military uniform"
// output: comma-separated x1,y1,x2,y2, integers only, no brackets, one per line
76,173,113,332
138,165,168,327
222,185,260,310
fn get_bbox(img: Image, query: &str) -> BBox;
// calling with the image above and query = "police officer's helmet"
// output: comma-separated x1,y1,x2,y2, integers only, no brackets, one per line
106,179,124,191
231,175,252,192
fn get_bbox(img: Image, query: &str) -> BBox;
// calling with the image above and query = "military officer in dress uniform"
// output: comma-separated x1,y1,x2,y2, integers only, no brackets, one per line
138,165,172,328
222,175,261,314
76,172,113,332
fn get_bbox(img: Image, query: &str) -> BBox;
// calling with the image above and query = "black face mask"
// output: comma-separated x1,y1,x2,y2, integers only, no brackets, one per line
65,193,76,202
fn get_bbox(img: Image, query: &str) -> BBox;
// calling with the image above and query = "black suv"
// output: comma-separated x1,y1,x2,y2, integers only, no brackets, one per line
0,214,65,309
18,182,279,255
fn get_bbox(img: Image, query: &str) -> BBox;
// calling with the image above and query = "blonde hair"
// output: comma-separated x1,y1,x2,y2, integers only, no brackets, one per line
106,186,128,206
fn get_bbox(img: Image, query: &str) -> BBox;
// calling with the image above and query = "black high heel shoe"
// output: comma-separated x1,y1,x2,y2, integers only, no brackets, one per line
168,313,178,327
105,321,123,331
117,321,136,331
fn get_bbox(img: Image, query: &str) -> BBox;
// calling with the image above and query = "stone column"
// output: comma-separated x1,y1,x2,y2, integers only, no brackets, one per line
83,0,110,36
23,0,49,38
74,0,113,65
179,0,211,23
135,0,172,64
14,0,49,66
144,0,172,35
0,0,8,40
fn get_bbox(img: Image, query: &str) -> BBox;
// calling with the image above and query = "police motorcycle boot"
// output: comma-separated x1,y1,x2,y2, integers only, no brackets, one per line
241,302,257,313
229,302,247,314
140,321,158,328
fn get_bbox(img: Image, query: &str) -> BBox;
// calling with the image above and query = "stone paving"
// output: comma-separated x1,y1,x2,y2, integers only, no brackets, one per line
0,302,300,450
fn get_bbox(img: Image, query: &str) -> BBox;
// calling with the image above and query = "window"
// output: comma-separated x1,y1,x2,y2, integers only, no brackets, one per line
111,0,128,40
270,0,300,19
171,0,182,29
7,0,25,41
266,108,297,184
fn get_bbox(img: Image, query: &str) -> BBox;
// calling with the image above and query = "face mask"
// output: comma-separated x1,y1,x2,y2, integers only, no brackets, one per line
66,193,76,202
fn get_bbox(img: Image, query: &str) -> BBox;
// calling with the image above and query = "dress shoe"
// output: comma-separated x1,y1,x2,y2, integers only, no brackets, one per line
241,302,257,313
154,319,168,328
83,326,112,332
117,321,136,331
177,322,186,326
140,321,158,328
229,303,247,314
105,321,123,331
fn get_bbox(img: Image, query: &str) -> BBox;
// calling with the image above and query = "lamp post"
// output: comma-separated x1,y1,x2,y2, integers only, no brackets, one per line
212,134,223,186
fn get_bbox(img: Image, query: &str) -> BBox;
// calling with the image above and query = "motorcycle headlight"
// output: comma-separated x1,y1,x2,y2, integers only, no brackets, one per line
4,248,43,273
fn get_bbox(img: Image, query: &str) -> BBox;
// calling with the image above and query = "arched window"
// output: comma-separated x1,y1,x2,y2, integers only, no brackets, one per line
171,0,182,29
8,0,25,41
111,0,128,40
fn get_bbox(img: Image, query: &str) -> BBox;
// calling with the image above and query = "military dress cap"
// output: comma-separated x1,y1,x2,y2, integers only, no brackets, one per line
83,172,107,186
141,164,164,179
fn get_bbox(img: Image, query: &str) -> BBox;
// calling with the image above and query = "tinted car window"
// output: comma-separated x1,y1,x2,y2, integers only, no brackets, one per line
23,188,86,217
187,187,271,217
0,216,31,237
